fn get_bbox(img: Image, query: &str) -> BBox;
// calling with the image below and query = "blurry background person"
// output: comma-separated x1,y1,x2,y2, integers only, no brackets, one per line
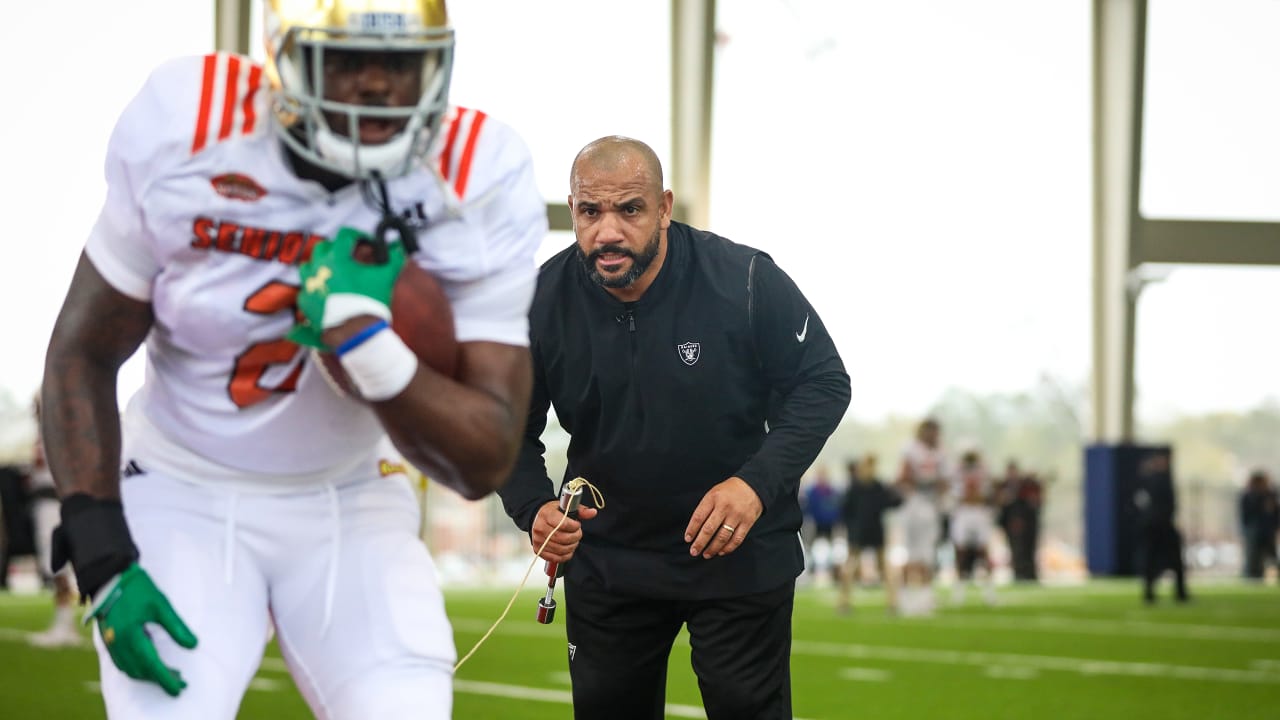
0,462,35,592
836,454,900,614
949,450,997,606
1239,468,1278,581
27,395,80,647
802,466,842,586
896,418,950,616
994,459,1022,572
998,463,1043,583
1134,451,1190,604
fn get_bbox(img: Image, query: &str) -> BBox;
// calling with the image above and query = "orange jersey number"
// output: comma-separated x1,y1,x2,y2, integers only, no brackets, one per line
229,281,305,408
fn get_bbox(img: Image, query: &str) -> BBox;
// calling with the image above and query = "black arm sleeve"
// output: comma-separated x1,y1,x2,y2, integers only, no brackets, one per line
497,344,557,533
735,255,851,510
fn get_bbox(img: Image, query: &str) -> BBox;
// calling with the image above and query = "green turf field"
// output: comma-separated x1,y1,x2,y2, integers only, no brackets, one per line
0,580,1275,719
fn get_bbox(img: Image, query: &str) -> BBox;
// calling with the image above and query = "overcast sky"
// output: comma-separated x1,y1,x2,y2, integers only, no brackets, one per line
1,0,1276,434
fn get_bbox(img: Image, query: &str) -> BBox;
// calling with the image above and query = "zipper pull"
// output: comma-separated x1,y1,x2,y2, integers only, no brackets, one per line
626,310,636,332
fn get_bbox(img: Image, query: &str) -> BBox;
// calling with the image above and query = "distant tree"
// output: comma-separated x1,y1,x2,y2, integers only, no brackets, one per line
926,374,1086,487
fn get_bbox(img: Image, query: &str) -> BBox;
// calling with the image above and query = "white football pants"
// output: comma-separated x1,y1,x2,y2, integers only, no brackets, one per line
950,505,995,548
95,470,454,719
900,494,940,564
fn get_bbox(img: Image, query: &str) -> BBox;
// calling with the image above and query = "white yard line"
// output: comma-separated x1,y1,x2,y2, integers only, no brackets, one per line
791,640,1280,684
454,612,1280,651
451,617,566,638
984,665,1039,680
843,613,1280,643
8,621,1274,707
838,667,892,682
0,627,32,641
261,656,816,719
325,619,1280,685
451,680,817,720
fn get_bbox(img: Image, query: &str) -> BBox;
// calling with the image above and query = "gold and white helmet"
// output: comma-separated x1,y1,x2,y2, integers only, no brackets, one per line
265,0,454,180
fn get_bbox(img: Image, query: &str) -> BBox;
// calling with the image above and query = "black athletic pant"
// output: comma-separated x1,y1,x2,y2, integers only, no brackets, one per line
563,578,794,720
1140,522,1188,602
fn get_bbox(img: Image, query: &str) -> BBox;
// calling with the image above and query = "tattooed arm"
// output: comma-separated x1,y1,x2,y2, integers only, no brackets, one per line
42,253,152,501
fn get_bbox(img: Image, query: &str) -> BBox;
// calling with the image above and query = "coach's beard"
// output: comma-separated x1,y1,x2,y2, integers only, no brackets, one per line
578,228,661,289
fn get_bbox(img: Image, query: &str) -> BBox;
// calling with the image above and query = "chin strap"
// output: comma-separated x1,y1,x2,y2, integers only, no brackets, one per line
360,170,420,263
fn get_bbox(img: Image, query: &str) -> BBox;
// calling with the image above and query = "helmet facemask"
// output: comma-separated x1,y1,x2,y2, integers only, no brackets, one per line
271,21,454,181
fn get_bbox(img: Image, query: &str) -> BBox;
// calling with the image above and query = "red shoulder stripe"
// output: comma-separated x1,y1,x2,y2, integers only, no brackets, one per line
192,53,218,154
453,109,487,198
242,64,263,134
217,55,242,141
438,107,465,180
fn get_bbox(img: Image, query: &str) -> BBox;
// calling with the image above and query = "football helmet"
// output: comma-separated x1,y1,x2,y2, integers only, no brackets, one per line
265,0,454,180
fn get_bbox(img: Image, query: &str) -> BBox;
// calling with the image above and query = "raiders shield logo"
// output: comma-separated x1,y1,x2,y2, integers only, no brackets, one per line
677,342,701,366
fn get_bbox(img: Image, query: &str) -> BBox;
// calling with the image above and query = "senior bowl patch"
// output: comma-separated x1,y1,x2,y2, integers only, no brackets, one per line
210,173,267,201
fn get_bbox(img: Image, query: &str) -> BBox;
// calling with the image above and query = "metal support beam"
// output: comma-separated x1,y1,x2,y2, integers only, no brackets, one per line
1136,218,1280,266
1094,0,1280,442
215,0,253,55
670,0,716,229
1092,0,1147,442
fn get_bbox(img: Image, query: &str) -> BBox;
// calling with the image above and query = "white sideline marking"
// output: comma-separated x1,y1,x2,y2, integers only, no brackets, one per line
260,657,289,672
792,640,1280,684
839,667,892,682
452,617,568,638
451,680,818,720
247,677,283,692
458,612,1280,646
262,657,812,719
846,613,1280,644
452,615,1280,680
235,628,1280,687
985,665,1039,680
452,679,570,704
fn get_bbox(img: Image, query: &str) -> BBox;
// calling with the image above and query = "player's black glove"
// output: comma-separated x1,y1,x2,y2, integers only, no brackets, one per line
51,494,139,599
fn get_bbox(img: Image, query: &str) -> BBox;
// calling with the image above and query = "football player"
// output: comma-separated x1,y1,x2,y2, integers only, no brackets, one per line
40,1,546,718
949,450,998,606
896,418,951,616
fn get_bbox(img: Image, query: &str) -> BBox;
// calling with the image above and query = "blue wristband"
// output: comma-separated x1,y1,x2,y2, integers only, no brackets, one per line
334,319,390,357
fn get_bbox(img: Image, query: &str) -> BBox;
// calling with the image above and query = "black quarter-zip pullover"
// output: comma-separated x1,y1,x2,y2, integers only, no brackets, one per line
499,221,850,599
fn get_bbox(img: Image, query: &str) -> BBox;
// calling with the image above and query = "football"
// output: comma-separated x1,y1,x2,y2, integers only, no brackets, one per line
315,254,459,401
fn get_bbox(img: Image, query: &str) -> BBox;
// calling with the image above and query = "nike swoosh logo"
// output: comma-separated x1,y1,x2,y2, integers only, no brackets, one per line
796,314,810,342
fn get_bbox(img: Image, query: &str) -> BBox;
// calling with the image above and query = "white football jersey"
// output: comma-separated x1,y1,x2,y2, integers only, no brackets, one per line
955,464,990,506
84,53,547,484
901,438,951,503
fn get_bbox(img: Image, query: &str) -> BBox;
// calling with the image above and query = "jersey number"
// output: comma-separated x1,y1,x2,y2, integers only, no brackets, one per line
229,281,305,408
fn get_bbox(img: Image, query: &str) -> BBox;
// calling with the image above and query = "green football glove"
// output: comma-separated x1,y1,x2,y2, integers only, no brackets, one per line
87,563,198,698
289,227,406,349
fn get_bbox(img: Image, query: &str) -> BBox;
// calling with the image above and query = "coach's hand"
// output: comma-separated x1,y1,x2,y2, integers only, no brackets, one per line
531,500,599,564
685,477,763,559
87,563,198,697
289,227,406,349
